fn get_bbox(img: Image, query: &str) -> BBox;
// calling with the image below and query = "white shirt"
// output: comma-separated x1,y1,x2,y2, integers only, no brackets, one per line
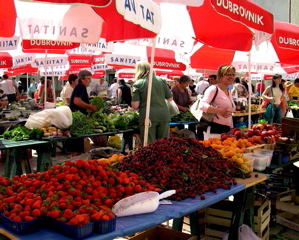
108,82,119,98
0,79,16,94
195,81,209,95
62,85,73,102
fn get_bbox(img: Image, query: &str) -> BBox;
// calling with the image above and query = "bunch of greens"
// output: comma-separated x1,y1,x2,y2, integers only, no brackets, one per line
171,111,197,123
2,125,43,141
90,97,105,112
69,111,95,136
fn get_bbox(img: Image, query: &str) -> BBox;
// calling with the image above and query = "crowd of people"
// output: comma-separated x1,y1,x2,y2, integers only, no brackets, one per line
2,65,299,146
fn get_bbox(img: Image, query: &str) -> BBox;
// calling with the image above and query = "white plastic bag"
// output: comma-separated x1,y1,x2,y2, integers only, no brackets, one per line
286,110,294,118
238,224,260,240
222,224,260,240
166,100,180,116
25,106,73,129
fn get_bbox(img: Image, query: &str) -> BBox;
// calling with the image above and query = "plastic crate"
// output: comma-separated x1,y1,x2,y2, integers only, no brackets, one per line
93,216,117,233
93,216,117,234
1,213,40,235
53,219,94,240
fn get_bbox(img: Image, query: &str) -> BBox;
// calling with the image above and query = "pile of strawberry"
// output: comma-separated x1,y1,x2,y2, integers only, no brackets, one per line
0,159,159,225
118,138,250,201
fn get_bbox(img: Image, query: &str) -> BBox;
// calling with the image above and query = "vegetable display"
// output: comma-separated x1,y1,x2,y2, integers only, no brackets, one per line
69,112,95,136
2,125,44,141
170,111,197,123
118,138,250,201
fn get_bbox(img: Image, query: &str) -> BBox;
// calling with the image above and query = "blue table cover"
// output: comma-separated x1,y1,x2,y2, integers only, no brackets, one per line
169,122,198,126
0,184,244,240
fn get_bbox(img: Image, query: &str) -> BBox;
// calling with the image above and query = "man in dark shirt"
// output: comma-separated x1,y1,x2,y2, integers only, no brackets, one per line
69,70,97,115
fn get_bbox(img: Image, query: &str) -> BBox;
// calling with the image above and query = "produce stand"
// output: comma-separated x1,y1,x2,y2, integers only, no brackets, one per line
0,118,27,128
232,109,266,117
0,138,51,178
0,174,266,240
42,129,134,158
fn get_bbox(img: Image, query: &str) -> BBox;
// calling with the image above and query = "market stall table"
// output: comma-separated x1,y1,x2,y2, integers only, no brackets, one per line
41,129,134,166
0,174,266,240
0,138,51,178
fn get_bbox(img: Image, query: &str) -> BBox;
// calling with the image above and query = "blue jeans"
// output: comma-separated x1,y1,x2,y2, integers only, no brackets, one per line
268,105,283,124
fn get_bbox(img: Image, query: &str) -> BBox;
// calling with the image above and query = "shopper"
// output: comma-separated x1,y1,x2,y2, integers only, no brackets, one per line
261,74,288,124
171,75,193,112
39,78,54,103
108,78,118,98
288,78,299,100
117,79,132,106
1,74,19,103
198,64,236,134
231,77,248,99
255,80,265,96
60,74,78,104
27,79,36,98
195,77,209,95
90,76,108,96
132,61,172,145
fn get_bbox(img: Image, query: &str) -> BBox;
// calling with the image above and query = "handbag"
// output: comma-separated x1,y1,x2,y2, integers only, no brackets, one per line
263,103,274,121
190,86,218,123
260,86,272,108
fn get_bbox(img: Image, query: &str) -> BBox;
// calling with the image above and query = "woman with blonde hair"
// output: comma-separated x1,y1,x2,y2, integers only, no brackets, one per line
132,61,173,144
198,64,236,134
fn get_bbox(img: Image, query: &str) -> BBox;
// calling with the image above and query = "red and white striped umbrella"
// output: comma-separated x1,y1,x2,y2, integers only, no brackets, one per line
2,0,162,43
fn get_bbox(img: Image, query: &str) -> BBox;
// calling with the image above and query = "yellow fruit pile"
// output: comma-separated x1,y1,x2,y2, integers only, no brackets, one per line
97,154,125,165
200,137,254,172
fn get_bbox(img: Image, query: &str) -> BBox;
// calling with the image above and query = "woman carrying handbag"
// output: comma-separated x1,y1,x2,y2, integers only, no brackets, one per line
261,74,289,124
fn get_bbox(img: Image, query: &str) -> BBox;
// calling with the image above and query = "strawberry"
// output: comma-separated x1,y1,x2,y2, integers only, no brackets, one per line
32,209,41,217
62,209,73,219
68,218,78,226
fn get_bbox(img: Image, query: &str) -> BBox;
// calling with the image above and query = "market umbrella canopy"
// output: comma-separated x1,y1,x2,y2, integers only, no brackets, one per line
271,21,299,65
188,0,274,51
0,52,13,68
21,0,111,7
0,0,17,38
16,0,162,43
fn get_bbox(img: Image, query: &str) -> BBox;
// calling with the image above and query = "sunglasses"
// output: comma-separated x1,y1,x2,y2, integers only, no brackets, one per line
224,73,236,76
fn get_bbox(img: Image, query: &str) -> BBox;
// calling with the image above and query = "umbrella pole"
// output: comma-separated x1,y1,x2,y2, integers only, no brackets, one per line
248,51,252,129
44,50,48,107
26,73,29,97
51,67,56,104
143,37,157,146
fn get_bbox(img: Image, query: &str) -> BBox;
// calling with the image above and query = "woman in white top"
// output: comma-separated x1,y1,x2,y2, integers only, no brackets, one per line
199,64,236,134
262,74,288,124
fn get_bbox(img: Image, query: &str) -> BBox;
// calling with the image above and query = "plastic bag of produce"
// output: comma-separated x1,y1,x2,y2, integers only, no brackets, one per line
166,100,180,116
25,106,73,129
107,135,122,149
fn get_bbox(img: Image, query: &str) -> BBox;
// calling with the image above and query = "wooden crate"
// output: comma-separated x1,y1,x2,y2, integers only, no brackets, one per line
205,200,270,240
276,189,299,231
276,189,299,214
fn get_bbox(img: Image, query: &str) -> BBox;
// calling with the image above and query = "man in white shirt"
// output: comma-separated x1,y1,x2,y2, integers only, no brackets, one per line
108,78,118,98
1,74,19,103
61,74,78,103
195,77,209,95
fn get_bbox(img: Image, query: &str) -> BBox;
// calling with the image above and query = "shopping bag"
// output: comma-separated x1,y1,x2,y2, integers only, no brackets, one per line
166,100,180,116
260,98,268,108
286,110,294,118
263,103,274,121
222,224,260,240
190,86,218,123
238,224,261,240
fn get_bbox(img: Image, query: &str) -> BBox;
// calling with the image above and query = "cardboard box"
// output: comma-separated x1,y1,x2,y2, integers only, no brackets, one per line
128,226,196,240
